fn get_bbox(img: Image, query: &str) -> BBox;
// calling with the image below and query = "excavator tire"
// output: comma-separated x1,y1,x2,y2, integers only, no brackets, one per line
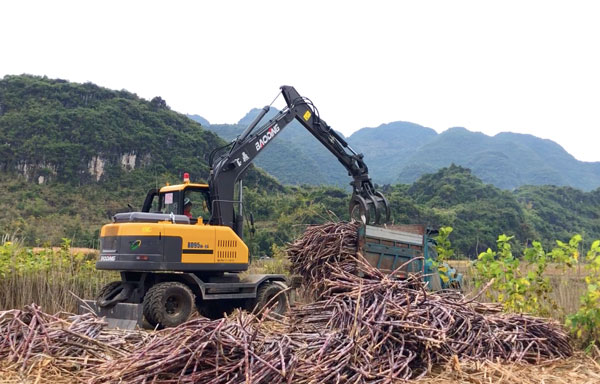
255,282,288,317
143,282,194,329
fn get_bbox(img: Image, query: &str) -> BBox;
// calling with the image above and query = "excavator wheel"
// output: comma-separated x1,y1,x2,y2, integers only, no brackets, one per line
254,282,288,317
143,282,195,328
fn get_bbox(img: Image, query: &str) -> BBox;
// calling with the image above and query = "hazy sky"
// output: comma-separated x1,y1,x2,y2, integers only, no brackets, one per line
2,0,599,161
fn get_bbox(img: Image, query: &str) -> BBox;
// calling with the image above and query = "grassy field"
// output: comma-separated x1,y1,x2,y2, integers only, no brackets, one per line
0,243,117,313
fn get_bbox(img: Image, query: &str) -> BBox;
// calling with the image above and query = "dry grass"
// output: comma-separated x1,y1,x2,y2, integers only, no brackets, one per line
417,352,600,384
32,247,99,256
0,246,117,313
0,268,117,314
450,260,587,278
450,260,587,321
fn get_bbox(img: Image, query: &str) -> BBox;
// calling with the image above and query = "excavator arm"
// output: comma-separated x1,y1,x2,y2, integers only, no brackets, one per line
208,86,390,236
279,86,390,225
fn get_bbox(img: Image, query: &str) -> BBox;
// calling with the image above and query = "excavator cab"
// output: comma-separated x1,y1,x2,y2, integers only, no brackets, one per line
141,174,212,224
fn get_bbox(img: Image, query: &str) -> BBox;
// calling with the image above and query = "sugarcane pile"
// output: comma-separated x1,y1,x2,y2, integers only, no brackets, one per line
88,313,293,384
0,304,148,381
286,221,573,381
0,221,574,383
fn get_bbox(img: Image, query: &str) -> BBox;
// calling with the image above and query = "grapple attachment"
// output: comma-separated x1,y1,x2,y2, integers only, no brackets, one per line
349,190,390,225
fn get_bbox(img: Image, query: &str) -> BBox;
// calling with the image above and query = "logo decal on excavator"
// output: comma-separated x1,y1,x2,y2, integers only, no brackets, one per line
188,242,209,249
255,124,280,152
303,110,311,121
130,240,142,250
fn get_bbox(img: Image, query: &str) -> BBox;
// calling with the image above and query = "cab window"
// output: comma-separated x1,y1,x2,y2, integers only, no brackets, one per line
184,189,211,221
149,194,161,213
161,191,180,215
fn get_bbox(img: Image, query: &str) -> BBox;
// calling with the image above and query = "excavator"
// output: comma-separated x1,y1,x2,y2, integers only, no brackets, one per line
87,86,458,329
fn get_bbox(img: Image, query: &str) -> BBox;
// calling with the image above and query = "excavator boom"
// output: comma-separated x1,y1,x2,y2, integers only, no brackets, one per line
209,86,390,235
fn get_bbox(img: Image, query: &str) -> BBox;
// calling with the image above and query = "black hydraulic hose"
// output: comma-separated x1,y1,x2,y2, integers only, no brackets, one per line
238,105,270,143
208,142,234,168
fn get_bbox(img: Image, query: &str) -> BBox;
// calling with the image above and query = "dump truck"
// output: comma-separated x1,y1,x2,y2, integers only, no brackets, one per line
83,86,459,329
359,224,462,290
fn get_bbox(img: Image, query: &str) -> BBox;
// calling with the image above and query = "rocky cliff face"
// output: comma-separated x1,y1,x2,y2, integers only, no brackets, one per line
15,152,147,184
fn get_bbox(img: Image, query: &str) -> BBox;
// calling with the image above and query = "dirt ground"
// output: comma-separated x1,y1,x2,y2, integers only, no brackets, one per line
418,353,600,384
1,353,599,384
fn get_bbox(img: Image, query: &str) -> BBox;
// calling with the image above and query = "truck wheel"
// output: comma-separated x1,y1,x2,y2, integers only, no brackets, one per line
143,282,194,328
255,282,288,317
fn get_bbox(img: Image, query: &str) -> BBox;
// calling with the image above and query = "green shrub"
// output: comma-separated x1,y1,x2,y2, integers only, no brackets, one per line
473,234,579,316
567,240,600,350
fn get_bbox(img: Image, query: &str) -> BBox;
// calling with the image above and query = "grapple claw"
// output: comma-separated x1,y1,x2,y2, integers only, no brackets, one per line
349,190,391,225
349,194,370,225
373,191,391,224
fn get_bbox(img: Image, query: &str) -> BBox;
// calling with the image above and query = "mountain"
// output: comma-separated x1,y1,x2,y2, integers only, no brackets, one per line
346,122,438,185
187,114,210,126
0,75,279,188
202,112,440,188
199,108,349,187
396,128,600,190
196,107,600,191
0,75,221,184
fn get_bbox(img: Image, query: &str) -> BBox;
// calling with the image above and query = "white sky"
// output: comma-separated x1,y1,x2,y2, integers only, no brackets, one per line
1,0,599,161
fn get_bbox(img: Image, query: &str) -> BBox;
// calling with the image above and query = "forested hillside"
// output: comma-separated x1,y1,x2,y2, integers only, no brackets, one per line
1,75,597,259
514,184,600,246
0,75,280,245
0,75,224,184
243,165,600,258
